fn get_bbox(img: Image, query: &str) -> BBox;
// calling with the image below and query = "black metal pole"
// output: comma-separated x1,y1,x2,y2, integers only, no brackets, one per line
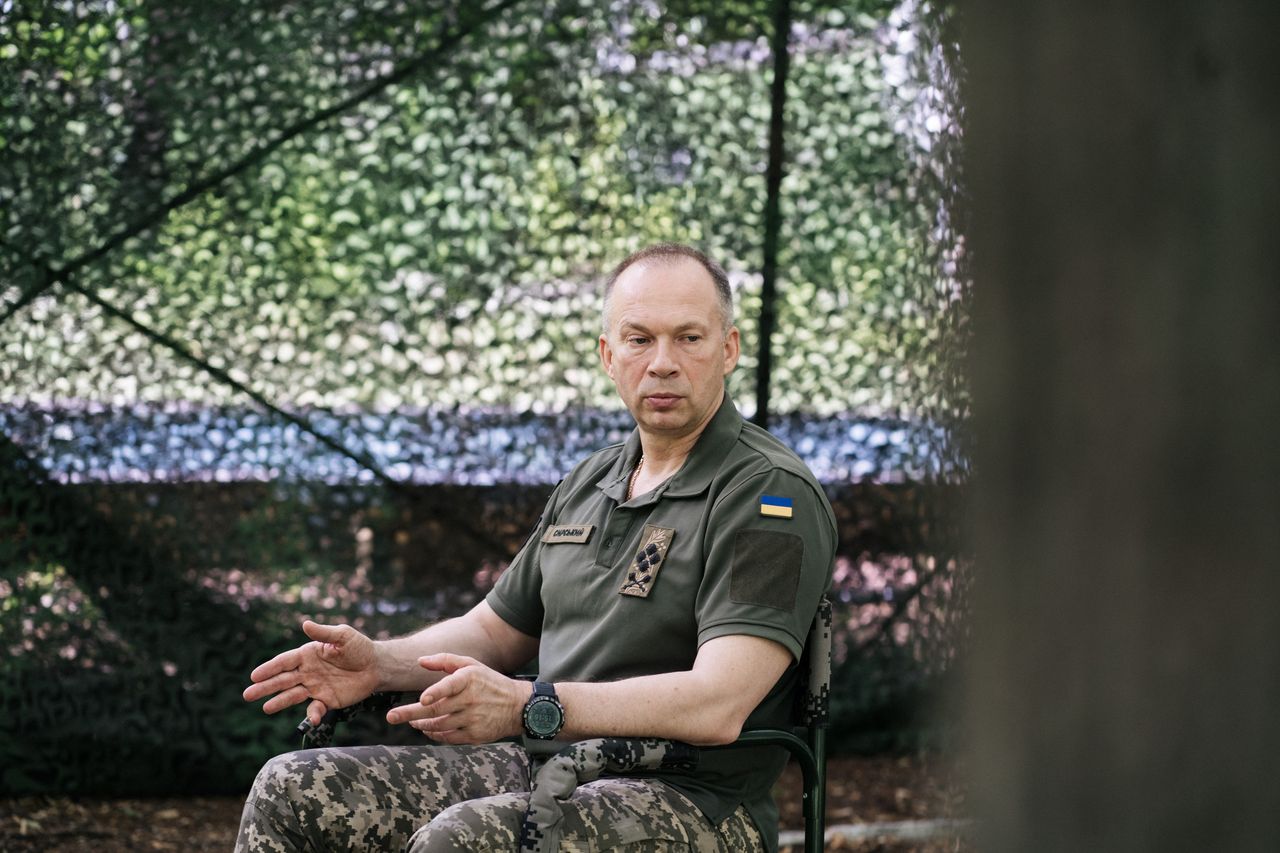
753,0,792,429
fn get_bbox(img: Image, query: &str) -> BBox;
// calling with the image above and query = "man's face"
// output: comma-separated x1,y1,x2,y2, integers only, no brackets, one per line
599,257,740,442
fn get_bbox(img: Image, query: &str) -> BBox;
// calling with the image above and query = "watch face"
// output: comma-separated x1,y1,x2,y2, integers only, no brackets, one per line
526,698,562,737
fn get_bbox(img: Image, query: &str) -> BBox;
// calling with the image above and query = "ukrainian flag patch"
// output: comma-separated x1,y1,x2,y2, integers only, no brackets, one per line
759,495,794,519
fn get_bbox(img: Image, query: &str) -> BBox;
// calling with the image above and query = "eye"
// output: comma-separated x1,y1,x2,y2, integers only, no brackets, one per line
626,335,650,346
683,335,702,343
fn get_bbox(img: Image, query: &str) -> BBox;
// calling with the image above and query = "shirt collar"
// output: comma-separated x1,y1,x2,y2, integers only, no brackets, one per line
597,392,744,504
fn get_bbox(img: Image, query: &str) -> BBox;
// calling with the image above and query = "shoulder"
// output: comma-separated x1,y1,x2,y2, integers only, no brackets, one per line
713,421,835,529
726,419,826,493
736,420,822,482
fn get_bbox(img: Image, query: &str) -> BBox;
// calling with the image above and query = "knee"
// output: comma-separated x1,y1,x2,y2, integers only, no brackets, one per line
405,801,472,853
238,752,320,852
406,800,508,853
243,748,343,838
247,750,310,805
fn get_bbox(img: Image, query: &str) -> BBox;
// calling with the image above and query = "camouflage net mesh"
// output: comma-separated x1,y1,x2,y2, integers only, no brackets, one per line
0,0,969,793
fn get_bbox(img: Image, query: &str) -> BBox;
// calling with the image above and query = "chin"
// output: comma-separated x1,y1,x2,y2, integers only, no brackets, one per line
639,413,691,434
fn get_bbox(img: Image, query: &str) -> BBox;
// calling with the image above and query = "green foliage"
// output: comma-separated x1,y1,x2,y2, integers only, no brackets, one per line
2,0,965,421
0,0,969,793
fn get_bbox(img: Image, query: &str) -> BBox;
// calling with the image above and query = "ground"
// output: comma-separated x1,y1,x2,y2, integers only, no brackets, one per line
0,753,969,852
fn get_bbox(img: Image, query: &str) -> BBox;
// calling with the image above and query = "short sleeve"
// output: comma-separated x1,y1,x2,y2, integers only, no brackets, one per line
695,469,836,660
486,481,563,638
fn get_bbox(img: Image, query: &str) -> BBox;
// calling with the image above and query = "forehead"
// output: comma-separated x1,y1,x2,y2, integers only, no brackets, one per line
609,257,719,326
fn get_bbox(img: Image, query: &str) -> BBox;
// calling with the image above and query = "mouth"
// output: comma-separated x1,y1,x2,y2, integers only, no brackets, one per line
643,393,683,409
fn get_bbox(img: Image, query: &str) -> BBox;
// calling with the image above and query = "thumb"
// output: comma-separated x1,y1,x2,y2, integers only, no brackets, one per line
306,698,329,728
417,653,477,674
302,620,349,646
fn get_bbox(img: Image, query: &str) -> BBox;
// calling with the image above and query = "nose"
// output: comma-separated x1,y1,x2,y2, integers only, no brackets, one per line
647,338,679,378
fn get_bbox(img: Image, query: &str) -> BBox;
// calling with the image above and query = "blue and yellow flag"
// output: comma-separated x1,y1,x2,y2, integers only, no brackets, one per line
759,495,793,519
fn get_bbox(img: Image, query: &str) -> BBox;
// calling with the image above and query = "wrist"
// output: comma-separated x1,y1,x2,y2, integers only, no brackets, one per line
521,681,565,740
371,640,397,693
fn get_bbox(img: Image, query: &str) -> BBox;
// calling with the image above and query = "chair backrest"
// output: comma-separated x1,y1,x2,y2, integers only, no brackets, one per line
797,595,833,729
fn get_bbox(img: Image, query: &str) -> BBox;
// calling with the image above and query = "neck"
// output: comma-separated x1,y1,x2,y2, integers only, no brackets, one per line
635,435,696,481
635,391,722,481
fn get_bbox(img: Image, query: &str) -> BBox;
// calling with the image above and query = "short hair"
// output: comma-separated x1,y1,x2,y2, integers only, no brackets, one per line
602,243,734,335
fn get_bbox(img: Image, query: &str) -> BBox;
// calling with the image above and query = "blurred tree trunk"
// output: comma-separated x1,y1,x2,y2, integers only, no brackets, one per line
963,3,1280,851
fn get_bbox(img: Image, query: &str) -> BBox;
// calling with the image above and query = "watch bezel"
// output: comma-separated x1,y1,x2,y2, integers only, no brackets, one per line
522,681,565,739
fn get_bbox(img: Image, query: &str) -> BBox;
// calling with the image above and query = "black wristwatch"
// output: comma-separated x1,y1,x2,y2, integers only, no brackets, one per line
522,681,565,740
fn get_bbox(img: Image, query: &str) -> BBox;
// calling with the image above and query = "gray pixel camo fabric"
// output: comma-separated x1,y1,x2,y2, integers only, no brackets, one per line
236,743,531,851
520,738,697,852
236,740,762,852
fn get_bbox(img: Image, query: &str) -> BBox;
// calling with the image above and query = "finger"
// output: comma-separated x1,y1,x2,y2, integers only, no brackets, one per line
416,653,477,674
410,713,465,734
243,680,272,702
306,698,329,727
417,671,469,709
243,667,307,702
409,714,453,732
387,700,434,726
412,720,470,744
261,684,312,715
248,648,302,685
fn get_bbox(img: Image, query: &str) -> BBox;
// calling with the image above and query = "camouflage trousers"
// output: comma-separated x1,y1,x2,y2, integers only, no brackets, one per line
235,743,763,852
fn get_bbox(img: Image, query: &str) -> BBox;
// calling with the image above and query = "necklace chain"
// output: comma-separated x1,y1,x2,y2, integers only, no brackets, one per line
627,454,645,500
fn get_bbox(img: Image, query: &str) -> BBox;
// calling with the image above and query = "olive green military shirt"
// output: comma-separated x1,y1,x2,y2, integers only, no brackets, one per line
487,394,836,850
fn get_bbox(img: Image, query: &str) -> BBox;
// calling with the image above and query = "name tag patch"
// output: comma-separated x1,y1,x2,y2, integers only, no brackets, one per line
619,525,675,598
541,524,595,544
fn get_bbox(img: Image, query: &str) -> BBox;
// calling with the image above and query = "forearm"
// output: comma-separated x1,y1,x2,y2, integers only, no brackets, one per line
554,671,748,746
387,632,791,747
374,602,537,692
552,634,794,746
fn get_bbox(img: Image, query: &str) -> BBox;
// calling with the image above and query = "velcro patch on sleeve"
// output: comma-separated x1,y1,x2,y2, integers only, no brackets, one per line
730,529,804,611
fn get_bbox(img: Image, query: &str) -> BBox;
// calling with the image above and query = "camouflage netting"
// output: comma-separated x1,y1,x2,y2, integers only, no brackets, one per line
0,0,969,794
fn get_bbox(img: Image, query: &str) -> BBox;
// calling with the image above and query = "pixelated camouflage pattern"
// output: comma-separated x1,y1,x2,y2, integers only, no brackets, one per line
267,598,831,851
236,740,761,852
235,742,530,852
799,597,833,727
520,738,697,852
418,776,760,853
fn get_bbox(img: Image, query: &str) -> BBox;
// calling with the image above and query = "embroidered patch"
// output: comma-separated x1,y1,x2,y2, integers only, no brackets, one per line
619,525,675,598
540,524,595,544
759,495,794,519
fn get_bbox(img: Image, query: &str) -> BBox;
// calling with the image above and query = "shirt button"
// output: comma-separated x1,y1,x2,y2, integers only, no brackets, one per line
604,538,615,548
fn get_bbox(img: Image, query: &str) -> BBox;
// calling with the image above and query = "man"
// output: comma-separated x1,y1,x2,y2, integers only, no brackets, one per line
239,243,836,852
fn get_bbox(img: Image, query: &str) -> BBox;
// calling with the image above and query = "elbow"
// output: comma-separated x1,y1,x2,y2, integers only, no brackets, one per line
693,710,750,747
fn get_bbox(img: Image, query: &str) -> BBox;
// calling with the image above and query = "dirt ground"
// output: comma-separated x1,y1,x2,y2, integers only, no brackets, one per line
0,753,969,852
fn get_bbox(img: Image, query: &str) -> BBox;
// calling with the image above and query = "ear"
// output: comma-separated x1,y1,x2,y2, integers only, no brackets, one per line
599,333,615,380
722,326,741,376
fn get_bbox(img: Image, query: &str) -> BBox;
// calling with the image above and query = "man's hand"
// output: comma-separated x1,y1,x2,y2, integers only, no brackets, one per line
386,653,528,744
242,620,381,727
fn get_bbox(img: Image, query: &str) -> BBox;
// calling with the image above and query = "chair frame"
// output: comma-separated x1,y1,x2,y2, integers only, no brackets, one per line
716,595,831,853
